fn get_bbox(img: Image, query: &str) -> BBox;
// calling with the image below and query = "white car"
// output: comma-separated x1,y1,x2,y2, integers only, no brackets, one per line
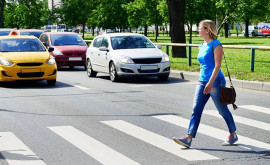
86,33,170,82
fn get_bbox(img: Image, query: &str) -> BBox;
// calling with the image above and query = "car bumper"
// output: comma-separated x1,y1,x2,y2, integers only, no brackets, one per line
0,64,57,82
54,56,86,67
116,61,170,76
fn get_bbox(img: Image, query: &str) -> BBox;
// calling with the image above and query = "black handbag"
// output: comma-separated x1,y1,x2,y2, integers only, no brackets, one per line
219,51,238,110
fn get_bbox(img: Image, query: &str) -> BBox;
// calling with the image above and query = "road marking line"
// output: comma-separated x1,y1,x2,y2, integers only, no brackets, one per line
101,120,219,161
238,105,270,115
153,115,270,152
0,132,46,165
73,85,90,90
204,110,270,131
48,126,139,165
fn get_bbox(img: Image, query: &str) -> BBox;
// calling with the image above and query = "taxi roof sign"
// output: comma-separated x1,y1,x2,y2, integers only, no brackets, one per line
9,30,18,36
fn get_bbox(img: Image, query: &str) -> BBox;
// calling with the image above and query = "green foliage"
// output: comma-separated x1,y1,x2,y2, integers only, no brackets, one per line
4,0,50,29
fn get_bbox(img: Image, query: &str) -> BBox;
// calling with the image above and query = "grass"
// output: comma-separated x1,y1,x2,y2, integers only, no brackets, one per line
84,33,270,82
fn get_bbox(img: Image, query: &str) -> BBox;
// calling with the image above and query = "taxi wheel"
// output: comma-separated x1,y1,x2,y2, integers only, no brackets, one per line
109,62,119,82
87,59,97,77
47,79,56,86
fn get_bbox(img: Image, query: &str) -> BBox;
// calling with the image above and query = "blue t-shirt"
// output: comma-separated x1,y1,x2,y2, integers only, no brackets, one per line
197,39,224,81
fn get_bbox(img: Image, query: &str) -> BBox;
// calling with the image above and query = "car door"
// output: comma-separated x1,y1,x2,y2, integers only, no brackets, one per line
90,37,103,71
98,37,109,73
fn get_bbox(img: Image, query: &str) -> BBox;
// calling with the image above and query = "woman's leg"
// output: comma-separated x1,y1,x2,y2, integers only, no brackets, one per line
187,81,210,138
210,77,237,134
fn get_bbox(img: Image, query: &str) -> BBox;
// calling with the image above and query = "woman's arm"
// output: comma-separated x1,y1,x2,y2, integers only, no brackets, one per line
203,44,223,94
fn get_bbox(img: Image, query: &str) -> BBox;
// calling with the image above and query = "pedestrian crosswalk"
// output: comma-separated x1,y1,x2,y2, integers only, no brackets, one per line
0,104,269,165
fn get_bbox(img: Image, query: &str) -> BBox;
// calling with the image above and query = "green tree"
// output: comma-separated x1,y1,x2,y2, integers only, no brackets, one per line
124,0,163,41
60,0,95,39
185,0,216,43
0,0,5,28
92,0,130,33
4,0,49,29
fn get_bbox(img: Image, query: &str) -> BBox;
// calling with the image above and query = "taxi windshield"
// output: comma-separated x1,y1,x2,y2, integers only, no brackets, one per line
51,34,86,46
0,38,46,52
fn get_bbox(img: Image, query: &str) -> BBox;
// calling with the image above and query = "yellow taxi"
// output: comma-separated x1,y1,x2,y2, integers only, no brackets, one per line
0,31,57,85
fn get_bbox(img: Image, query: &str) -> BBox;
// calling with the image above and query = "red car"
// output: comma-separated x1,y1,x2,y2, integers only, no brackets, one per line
39,32,87,69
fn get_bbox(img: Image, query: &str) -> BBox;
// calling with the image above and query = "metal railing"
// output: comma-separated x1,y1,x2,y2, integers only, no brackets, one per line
154,43,270,72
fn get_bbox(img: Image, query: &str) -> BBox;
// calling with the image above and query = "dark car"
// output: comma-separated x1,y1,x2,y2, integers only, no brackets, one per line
39,32,88,69
17,29,44,38
0,29,13,36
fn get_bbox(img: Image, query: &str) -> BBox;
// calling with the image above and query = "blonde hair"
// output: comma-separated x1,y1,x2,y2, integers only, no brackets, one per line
199,20,218,39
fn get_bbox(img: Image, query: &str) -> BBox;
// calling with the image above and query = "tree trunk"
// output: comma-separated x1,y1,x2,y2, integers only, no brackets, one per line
189,22,192,44
144,25,148,36
224,22,229,38
155,24,158,42
82,23,85,39
0,0,5,28
166,0,186,58
245,19,249,38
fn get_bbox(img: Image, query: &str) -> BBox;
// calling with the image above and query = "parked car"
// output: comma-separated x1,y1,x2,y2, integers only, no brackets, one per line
39,32,87,69
0,29,13,36
0,30,57,85
86,33,170,82
17,29,43,38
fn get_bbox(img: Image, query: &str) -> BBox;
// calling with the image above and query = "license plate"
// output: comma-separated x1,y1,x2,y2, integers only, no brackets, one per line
140,65,158,70
21,68,40,73
69,57,82,61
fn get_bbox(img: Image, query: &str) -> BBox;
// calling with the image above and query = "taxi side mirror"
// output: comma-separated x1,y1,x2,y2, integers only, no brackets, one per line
48,47,54,52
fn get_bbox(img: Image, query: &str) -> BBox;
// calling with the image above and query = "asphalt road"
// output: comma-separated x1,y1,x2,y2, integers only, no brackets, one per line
0,67,270,165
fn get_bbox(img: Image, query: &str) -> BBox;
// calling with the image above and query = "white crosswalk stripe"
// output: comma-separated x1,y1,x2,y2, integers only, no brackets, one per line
153,115,270,152
0,132,46,165
48,126,140,165
101,120,219,161
238,105,270,115
204,110,270,131
1,104,269,164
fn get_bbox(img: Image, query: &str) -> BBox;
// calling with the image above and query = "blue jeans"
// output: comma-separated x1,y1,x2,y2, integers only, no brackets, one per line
187,76,236,138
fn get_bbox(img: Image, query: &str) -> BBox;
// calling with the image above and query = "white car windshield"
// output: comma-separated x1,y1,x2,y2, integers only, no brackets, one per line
111,36,155,49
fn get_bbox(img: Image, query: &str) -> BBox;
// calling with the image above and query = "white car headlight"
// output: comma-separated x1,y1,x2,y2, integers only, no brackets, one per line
120,55,134,64
46,56,56,65
161,54,170,62
53,49,63,55
0,57,14,66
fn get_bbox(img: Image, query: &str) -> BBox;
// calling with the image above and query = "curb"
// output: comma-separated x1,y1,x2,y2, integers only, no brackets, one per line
170,70,270,92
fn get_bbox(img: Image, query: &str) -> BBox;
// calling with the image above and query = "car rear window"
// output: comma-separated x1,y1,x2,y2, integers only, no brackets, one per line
0,38,46,52
111,36,155,49
20,32,43,38
0,31,11,36
50,34,86,46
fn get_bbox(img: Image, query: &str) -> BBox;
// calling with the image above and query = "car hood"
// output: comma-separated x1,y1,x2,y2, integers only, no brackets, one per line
0,51,50,62
53,45,87,53
111,48,165,58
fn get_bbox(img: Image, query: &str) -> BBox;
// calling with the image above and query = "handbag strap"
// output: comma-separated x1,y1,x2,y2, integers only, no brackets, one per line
222,51,234,87
212,44,233,87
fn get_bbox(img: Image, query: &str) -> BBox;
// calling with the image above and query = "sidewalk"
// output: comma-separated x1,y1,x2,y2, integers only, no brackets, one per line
170,70,270,92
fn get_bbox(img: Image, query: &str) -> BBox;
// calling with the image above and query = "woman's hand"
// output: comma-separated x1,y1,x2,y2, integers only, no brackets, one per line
203,82,213,94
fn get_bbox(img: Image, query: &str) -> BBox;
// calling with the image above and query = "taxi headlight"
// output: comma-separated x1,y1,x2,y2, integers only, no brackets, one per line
46,56,56,65
53,49,63,55
161,54,170,62
0,57,14,66
120,55,134,64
